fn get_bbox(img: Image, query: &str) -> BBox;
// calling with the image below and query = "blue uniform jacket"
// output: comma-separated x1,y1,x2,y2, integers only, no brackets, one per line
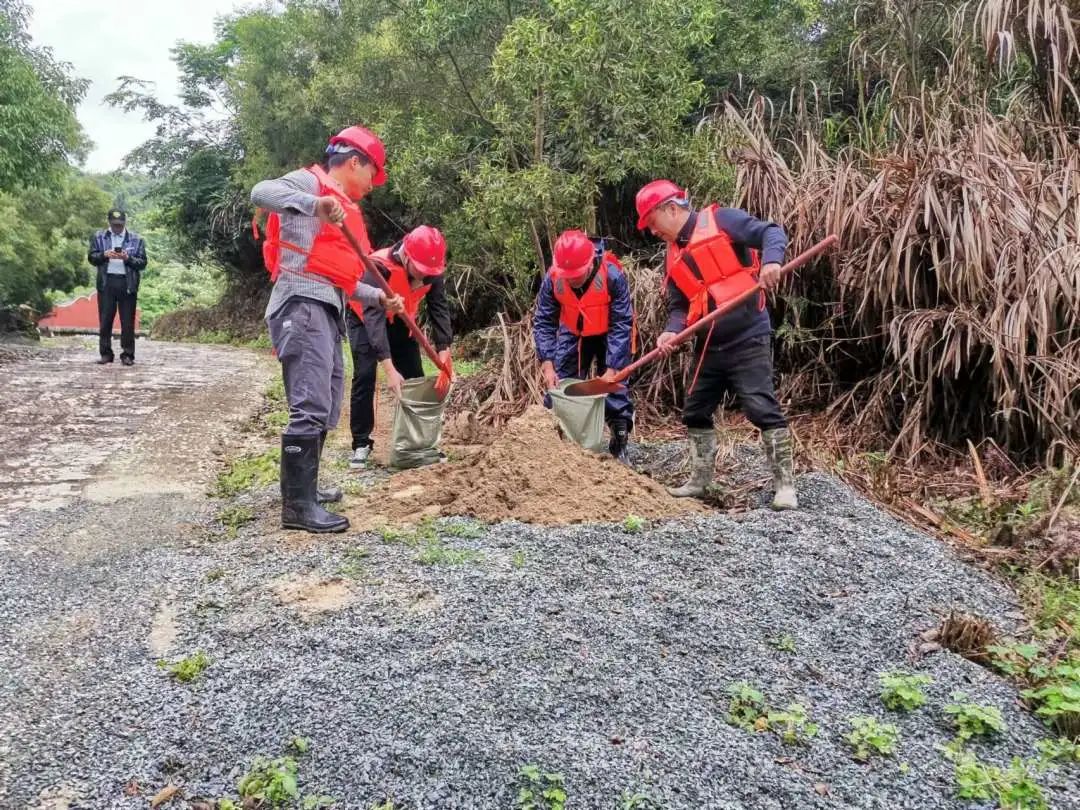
533,249,633,371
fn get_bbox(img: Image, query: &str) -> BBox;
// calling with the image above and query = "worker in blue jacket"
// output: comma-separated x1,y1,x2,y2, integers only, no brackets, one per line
533,229,635,461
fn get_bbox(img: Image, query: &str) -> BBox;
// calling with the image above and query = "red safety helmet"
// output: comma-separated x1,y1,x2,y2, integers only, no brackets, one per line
635,179,685,230
401,225,447,276
328,125,387,186
550,230,595,279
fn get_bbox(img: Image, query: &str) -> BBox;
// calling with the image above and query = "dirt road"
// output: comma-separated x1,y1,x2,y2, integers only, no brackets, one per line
0,337,1074,809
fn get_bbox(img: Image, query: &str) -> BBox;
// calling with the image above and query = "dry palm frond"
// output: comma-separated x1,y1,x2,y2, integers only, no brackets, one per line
704,86,1080,464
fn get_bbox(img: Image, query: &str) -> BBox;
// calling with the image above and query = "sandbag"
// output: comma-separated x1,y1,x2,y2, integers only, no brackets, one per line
548,378,606,453
389,376,447,468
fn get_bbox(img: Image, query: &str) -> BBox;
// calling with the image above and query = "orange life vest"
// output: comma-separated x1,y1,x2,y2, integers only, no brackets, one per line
347,247,431,321
665,204,762,325
255,164,371,295
550,252,622,337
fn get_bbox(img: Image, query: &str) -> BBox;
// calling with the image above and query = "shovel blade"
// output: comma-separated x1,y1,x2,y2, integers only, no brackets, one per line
562,379,625,397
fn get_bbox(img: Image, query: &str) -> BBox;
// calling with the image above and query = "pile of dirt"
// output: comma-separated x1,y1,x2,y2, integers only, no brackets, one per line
346,405,707,527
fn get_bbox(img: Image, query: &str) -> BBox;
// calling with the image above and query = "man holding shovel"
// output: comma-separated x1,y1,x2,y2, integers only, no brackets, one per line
252,125,404,533
534,229,635,461
635,180,797,510
346,225,453,468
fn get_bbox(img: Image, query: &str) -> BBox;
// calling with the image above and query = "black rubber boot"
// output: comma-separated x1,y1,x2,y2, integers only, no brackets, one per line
316,431,343,504
280,434,349,533
608,418,631,463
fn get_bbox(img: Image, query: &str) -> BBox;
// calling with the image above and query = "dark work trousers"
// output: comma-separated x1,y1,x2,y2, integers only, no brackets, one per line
549,334,634,424
346,309,425,450
98,274,138,360
682,334,787,432
266,297,346,438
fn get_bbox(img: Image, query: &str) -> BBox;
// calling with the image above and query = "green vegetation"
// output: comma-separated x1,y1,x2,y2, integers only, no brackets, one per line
516,765,566,810
879,671,932,712
725,682,769,731
1023,661,1080,741
770,634,797,653
622,514,645,533
944,696,1007,744
337,547,370,580
948,752,1047,810
158,651,210,683
766,703,819,746
844,716,899,761
218,505,255,538
214,447,280,497
377,517,484,566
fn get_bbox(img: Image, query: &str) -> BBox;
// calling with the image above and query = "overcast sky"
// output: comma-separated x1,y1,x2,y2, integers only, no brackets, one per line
28,0,247,173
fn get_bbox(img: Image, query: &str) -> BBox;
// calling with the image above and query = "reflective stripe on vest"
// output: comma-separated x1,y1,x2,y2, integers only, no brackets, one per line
551,259,611,337
664,205,762,325
349,247,431,322
258,164,371,295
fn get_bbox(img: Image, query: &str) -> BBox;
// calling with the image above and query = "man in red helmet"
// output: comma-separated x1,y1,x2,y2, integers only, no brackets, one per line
635,179,797,510
251,125,404,533
346,225,454,467
533,229,635,461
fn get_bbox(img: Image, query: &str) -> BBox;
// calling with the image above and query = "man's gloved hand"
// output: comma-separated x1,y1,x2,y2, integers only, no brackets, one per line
435,349,454,399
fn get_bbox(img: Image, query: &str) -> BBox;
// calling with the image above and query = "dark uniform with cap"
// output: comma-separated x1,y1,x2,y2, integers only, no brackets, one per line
87,209,147,365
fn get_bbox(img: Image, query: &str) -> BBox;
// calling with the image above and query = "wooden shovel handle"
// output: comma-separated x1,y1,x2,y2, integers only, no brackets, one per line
337,222,450,376
608,234,840,385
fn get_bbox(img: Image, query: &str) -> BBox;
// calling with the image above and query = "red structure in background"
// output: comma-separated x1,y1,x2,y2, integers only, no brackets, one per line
37,292,142,334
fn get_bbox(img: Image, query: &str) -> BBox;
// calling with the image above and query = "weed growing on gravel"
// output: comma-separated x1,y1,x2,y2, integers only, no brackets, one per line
341,477,367,496
948,751,1047,809
844,716,899,761
945,694,1007,743
726,682,769,731
1023,660,1080,740
218,505,254,538
879,671,932,712
230,742,335,809
337,547,370,579
237,756,299,807
622,514,645,533
988,640,1048,680
205,567,227,582
287,736,311,754
516,765,566,810
158,651,210,683
619,791,661,809
1036,737,1080,767
440,519,486,539
766,703,819,745
770,634,797,653
512,550,526,568
214,447,279,497
417,537,483,566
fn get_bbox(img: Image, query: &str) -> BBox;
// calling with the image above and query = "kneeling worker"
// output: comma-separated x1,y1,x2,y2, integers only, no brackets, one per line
533,229,635,460
635,179,797,510
346,225,453,467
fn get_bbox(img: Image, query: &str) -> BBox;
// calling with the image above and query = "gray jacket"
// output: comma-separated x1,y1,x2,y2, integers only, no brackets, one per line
251,168,383,319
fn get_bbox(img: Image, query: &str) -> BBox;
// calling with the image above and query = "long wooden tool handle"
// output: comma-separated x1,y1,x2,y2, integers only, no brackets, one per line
610,234,840,385
337,222,450,376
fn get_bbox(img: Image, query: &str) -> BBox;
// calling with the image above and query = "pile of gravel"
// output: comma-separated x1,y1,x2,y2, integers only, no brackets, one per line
2,470,1077,809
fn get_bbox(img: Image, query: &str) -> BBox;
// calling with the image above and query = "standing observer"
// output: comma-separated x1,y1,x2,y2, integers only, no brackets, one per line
87,209,147,366
251,126,404,534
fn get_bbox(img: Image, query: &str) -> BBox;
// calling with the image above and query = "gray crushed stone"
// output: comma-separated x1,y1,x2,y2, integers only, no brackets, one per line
1,468,1078,809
